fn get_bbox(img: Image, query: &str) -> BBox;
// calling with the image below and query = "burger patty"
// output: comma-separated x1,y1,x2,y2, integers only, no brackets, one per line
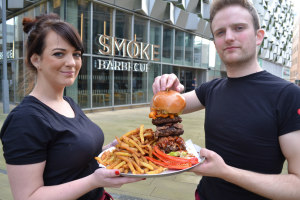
156,136,186,154
154,125,184,138
152,116,182,125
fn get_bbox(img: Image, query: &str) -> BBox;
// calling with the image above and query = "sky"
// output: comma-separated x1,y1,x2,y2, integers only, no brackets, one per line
292,0,300,17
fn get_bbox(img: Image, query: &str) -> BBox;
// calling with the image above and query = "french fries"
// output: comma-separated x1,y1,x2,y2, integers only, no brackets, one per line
95,126,170,175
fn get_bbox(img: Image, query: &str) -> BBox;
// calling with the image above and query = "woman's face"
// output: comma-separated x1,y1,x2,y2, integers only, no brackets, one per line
36,31,82,89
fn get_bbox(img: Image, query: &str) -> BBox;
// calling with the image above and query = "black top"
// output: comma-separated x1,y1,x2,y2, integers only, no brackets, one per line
0,96,104,200
195,71,300,200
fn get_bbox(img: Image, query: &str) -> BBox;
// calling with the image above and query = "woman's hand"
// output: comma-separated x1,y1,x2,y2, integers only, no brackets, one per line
152,73,184,95
188,148,229,179
92,168,144,188
102,139,118,151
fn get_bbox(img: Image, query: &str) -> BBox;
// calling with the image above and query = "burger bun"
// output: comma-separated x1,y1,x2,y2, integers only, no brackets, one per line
152,90,186,114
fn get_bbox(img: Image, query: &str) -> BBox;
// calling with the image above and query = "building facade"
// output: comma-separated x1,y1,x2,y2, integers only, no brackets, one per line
291,14,300,85
0,0,294,111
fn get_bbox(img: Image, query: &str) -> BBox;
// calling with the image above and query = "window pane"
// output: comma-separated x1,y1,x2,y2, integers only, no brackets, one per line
93,4,113,55
163,26,173,63
215,70,221,79
174,30,184,65
92,57,113,107
148,63,161,102
66,0,91,54
162,65,179,76
209,41,216,68
215,53,221,70
150,21,161,62
208,70,215,81
14,14,24,58
194,36,202,67
24,9,34,55
15,59,25,103
114,60,131,106
202,39,210,68
185,33,193,66
134,16,148,43
115,10,132,40
133,63,147,104
35,2,47,16
49,0,64,18
66,56,91,109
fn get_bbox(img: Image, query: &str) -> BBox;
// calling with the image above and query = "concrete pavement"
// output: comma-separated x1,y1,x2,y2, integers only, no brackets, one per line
0,103,287,200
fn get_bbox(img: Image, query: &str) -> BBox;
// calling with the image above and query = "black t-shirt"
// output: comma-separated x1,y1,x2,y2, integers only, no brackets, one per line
195,71,300,200
0,96,104,200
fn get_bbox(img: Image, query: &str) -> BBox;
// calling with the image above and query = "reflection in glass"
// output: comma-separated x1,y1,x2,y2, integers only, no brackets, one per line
174,30,184,65
115,10,132,40
14,14,24,58
92,57,113,107
114,60,131,106
148,63,161,102
150,22,161,62
66,56,91,109
209,41,216,68
215,53,222,70
185,33,193,66
93,4,113,55
134,16,148,43
133,64,147,104
35,3,47,16
202,39,210,68
15,59,25,103
163,26,173,63
66,0,91,53
208,70,215,81
194,36,202,67
214,70,221,79
49,0,64,18
162,65,179,77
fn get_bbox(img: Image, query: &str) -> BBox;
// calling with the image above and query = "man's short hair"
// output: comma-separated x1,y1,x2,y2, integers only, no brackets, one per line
210,0,261,35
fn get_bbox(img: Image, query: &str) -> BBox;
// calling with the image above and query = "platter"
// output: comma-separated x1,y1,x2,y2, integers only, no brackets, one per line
97,139,205,178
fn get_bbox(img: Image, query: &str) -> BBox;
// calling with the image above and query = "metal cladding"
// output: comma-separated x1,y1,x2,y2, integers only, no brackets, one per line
101,0,293,68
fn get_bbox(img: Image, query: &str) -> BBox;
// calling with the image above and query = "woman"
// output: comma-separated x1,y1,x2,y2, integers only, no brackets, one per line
0,13,143,200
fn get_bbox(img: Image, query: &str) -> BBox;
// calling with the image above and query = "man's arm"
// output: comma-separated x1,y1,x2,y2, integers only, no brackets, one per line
190,130,300,200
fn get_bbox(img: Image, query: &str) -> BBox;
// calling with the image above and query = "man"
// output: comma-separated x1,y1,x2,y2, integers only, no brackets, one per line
191,77,197,90
152,0,300,199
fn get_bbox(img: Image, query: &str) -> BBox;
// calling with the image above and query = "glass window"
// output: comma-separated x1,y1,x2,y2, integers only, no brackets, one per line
148,63,161,102
115,10,132,40
194,36,202,67
114,59,131,106
35,2,47,16
162,65,179,77
49,0,64,18
133,63,147,104
4,18,14,60
24,9,34,55
215,53,221,70
15,59,25,103
214,70,221,79
14,14,24,58
150,21,161,62
163,26,173,63
66,56,91,109
92,57,113,108
209,41,216,68
65,0,91,54
134,16,148,43
208,70,215,81
202,38,210,68
185,33,193,66
93,4,113,55
174,30,184,65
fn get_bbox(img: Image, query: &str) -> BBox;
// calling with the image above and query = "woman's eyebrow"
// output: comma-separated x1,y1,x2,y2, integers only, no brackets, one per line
52,48,66,51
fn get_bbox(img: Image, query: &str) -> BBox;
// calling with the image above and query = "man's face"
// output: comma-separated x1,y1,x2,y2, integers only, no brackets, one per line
211,6,261,67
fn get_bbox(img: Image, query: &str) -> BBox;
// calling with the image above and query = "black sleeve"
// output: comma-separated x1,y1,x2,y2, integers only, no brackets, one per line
1,107,53,165
277,84,300,136
195,81,210,106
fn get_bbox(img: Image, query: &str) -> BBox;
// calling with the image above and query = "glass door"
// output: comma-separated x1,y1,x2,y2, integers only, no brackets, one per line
0,61,15,103
180,69,195,93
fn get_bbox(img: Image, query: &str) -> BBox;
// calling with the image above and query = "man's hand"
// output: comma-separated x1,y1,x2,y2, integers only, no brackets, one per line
189,148,228,178
152,73,184,94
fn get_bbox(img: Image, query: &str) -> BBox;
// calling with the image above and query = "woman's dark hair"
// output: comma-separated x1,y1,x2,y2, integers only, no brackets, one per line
22,13,84,93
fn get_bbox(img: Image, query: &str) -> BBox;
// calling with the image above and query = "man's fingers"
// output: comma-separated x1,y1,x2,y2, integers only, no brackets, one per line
160,74,169,91
153,76,162,94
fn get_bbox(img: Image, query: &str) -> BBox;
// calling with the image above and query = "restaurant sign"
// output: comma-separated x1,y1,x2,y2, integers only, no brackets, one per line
94,34,160,72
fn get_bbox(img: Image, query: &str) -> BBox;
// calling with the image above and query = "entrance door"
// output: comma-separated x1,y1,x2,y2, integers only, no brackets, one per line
179,69,194,93
0,61,15,103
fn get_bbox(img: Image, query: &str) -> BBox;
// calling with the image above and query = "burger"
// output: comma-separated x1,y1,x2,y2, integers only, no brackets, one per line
149,90,186,154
